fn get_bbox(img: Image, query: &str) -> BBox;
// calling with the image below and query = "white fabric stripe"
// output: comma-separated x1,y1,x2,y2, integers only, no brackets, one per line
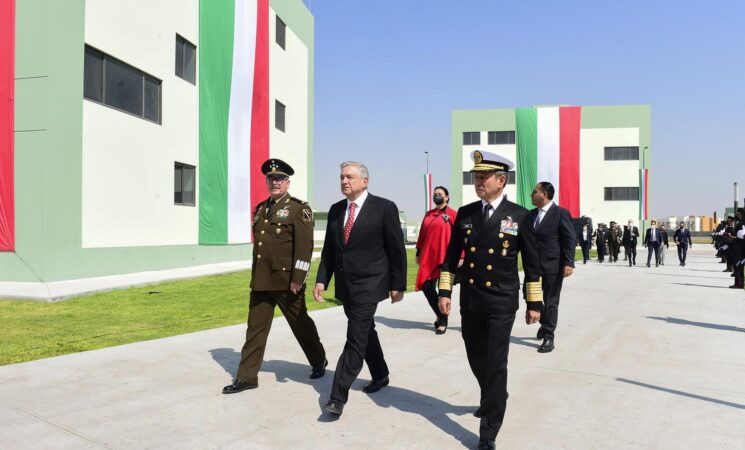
536,107,561,204
227,0,258,244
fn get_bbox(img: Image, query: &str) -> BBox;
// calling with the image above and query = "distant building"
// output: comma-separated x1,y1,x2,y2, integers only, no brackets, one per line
451,105,651,228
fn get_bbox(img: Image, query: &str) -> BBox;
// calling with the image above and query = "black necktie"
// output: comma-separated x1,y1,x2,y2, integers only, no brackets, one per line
483,204,492,222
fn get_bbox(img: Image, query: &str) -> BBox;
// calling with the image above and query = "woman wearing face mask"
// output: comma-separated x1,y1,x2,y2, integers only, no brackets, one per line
415,186,457,334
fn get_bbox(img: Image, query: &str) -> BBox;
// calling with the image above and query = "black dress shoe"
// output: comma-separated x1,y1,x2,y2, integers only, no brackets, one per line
362,376,390,394
478,438,496,450
310,358,328,379
729,285,743,289
222,379,258,394
323,399,344,415
473,407,483,418
537,338,554,353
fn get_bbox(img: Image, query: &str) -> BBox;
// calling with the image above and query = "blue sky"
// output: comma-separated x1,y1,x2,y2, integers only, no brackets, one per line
308,0,745,220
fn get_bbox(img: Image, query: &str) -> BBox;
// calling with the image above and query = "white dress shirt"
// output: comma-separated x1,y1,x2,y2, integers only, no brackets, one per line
535,201,553,226
344,189,369,225
480,194,505,221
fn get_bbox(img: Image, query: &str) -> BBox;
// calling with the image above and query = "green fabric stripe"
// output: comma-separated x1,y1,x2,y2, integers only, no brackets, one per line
515,108,537,208
199,0,235,244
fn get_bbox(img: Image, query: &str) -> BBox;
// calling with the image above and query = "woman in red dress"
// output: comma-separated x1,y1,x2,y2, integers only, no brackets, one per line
416,186,457,334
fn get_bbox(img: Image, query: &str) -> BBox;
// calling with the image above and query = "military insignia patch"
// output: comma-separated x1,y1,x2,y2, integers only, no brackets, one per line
276,208,290,220
500,217,519,236
501,249,508,256
473,150,483,163
303,209,313,222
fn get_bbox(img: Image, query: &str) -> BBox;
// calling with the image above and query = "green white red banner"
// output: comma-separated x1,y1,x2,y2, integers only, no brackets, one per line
0,0,15,251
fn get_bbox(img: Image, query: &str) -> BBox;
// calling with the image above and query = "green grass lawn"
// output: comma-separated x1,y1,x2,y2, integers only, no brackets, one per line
0,250,420,366
0,247,603,366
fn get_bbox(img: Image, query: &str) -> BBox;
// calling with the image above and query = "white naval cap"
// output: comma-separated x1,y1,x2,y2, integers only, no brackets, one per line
469,150,514,172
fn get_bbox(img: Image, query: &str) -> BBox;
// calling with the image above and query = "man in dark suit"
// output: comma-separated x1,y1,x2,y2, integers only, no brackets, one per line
673,221,692,266
313,161,407,416
529,181,576,353
223,159,327,394
578,220,592,264
438,150,542,450
622,219,640,266
594,224,607,262
643,220,662,267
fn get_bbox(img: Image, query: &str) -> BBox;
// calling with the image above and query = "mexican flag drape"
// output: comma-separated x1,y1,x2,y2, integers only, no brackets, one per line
0,0,15,251
199,0,269,244
515,106,581,217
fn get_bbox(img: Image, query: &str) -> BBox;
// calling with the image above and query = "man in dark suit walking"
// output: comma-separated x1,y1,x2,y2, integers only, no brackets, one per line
622,219,640,266
530,182,576,353
643,220,662,267
314,161,407,416
673,221,692,266
438,150,543,450
578,220,592,264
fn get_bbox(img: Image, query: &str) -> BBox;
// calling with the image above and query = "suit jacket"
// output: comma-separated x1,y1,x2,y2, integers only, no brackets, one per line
622,226,639,246
530,203,576,275
578,227,593,246
316,193,407,303
438,198,543,313
643,228,662,247
673,228,692,247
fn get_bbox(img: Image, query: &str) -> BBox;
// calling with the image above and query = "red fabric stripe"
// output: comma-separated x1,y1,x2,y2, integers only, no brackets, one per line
249,0,269,224
0,0,15,251
558,106,581,217
644,169,649,219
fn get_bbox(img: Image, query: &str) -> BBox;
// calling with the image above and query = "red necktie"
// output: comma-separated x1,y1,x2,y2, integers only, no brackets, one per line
344,202,356,245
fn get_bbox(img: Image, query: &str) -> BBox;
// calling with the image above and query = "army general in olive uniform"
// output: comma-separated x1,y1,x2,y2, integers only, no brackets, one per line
223,159,327,394
438,150,543,450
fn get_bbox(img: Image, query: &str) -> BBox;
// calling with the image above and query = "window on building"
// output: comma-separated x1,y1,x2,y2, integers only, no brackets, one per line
175,35,196,84
604,146,639,161
463,170,515,185
174,162,196,206
604,187,639,201
488,131,516,145
275,100,286,132
84,45,161,124
463,132,480,145
276,16,286,49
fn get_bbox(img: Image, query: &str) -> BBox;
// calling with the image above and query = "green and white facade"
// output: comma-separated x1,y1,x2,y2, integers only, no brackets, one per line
0,0,313,293
451,105,651,227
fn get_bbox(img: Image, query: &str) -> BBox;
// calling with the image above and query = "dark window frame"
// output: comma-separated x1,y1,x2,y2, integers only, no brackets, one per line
275,100,286,132
604,146,639,161
174,162,196,206
84,45,162,124
463,131,480,145
604,187,639,201
276,15,286,49
487,131,516,145
175,34,197,85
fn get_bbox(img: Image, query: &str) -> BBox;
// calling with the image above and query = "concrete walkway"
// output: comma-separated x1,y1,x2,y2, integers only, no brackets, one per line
0,246,743,449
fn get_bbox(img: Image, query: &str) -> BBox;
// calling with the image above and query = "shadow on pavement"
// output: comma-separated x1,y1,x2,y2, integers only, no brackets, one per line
375,315,462,333
644,273,725,280
671,282,729,289
616,378,745,410
646,316,745,333
207,350,478,445
510,336,541,349
366,384,479,448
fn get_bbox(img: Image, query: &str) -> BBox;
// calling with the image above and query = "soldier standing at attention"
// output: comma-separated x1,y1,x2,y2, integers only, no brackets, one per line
438,150,543,450
223,159,327,394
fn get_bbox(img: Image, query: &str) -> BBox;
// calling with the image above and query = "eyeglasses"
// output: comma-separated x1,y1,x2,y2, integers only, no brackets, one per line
266,176,288,184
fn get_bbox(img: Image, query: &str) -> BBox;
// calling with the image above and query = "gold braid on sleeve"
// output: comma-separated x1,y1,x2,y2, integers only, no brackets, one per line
438,272,455,291
525,277,543,302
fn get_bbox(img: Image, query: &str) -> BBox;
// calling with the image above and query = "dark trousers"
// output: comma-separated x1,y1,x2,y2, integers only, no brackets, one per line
646,243,660,265
626,244,637,266
421,278,448,327
461,307,516,441
539,274,564,340
597,243,606,261
330,301,389,404
677,244,688,264
237,289,326,384
608,242,620,262
580,242,591,263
